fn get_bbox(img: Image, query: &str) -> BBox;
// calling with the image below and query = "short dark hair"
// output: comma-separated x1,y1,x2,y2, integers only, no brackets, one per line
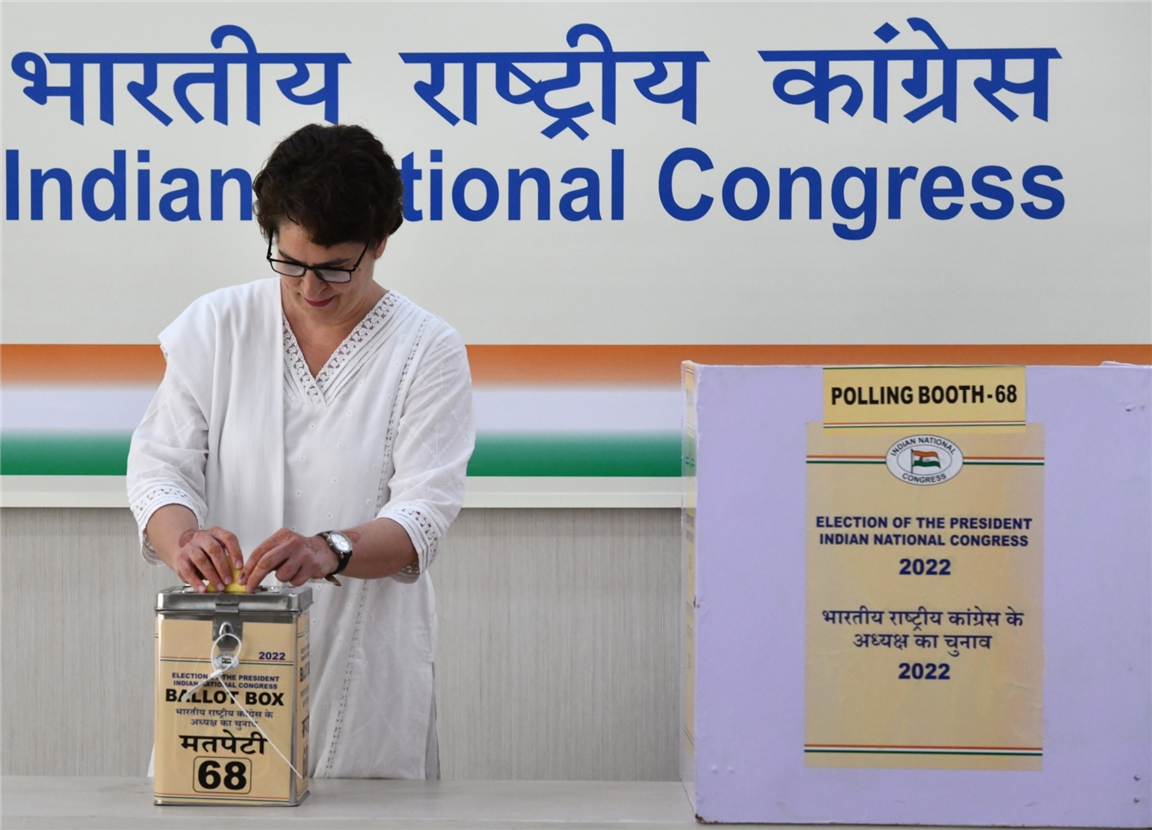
253,124,403,247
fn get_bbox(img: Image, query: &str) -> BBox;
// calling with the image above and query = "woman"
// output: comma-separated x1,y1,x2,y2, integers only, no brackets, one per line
127,124,475,779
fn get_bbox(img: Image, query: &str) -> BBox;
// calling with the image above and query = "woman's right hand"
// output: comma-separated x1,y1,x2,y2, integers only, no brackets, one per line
171,527,245,592
146,505,244,592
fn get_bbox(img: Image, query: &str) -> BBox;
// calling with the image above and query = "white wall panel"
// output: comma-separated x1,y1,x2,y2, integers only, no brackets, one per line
0,507,681,780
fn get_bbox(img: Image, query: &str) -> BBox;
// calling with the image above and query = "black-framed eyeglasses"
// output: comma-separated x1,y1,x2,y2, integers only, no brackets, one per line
266,238,371,284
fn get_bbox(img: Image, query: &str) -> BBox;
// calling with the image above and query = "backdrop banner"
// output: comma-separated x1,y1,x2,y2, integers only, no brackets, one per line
3,2,1149,479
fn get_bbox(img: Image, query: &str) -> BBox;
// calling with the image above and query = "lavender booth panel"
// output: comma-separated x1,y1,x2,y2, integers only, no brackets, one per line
692,365,822,821
690,365,1150,826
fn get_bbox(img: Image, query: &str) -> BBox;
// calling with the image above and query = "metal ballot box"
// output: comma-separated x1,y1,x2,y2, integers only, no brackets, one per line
154,586,311,806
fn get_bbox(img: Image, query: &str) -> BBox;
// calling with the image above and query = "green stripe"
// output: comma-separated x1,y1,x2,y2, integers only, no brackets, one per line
1,432,133,475
2,431,683,477
468,433,682,477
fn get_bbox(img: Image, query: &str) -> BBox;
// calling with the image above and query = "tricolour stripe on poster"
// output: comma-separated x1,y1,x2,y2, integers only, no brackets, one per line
824,421,1026,429
805,744,1042,756
965,457,1045,465
804,749,1042,757
806,455,885,465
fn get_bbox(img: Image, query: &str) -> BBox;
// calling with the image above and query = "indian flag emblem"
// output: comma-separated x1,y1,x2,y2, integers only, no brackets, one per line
886,436,964,485
911,449,941,470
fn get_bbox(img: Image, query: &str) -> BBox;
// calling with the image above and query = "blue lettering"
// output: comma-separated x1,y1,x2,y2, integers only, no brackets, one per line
887,166,918,219
721,166,769,220
779,167,821,220
610,149,624,221
831,166,876,240
1021,165,1064,219
452,167,499,221
81,150,126,221
136,150,150,221
32,166,72,221
659,147,713,221
159,168,200,222
0,145,1068,235
969,165,1014,220
559,167,601,221
400,152,423,222
508,168,550,221
920,165,964,220
6,150,18,220
210,168,252,221
430,150,443,221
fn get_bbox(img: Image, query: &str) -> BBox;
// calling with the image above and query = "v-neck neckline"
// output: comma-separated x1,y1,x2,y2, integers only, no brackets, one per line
283,291,401,404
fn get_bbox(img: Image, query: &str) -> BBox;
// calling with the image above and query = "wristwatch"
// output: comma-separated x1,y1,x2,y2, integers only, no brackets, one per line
318,530,354,579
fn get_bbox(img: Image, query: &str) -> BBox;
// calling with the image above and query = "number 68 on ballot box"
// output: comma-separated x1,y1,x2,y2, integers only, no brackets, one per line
154,586,312,806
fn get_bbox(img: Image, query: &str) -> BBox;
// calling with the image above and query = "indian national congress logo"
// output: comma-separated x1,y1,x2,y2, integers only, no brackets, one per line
886,435,964,486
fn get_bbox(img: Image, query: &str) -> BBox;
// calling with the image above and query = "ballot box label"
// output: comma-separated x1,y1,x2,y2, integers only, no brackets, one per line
805,422,1044,770
154,616,309,803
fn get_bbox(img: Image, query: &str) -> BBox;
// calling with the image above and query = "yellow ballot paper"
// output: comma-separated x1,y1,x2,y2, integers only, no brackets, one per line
805,367,1043,771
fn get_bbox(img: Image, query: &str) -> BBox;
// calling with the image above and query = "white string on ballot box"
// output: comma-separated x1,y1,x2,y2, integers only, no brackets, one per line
179,624,302,780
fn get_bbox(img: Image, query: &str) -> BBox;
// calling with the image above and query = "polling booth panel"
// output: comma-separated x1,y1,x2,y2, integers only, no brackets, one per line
681,364,1151,826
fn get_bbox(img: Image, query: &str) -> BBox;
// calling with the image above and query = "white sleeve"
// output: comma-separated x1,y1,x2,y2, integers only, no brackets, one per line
126,365,210,564
377,325,475,581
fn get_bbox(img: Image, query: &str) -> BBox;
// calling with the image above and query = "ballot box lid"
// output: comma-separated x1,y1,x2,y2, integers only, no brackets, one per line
156,584,313,613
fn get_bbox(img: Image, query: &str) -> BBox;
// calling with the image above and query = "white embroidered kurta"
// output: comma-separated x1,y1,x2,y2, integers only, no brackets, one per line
127,279,475,779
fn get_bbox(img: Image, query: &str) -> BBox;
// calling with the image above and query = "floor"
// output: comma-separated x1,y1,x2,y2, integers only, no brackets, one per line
2,776,1103,830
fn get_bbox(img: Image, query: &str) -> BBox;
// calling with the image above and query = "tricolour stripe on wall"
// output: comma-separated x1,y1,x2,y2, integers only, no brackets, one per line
0,432,683,478
1,384,684,476
2,386,683,434
2,344,1148,477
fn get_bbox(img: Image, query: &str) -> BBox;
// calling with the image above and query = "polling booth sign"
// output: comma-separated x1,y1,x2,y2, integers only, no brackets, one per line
681,363,1150,825
1,2,1149,497
805,368,1044,772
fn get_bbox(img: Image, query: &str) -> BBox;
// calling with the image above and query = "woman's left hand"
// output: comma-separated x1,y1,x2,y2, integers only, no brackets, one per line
243,528,339,591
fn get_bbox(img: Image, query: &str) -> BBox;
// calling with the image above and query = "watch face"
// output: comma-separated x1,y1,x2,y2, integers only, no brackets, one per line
327,532,353,554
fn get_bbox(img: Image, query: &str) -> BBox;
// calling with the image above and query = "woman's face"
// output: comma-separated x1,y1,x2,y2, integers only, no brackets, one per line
274,220,387,326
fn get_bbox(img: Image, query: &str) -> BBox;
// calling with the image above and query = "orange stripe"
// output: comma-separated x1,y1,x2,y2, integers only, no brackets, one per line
468,344,1151,383
806,455,885,459
1,344,166,383
3,343,1148,384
